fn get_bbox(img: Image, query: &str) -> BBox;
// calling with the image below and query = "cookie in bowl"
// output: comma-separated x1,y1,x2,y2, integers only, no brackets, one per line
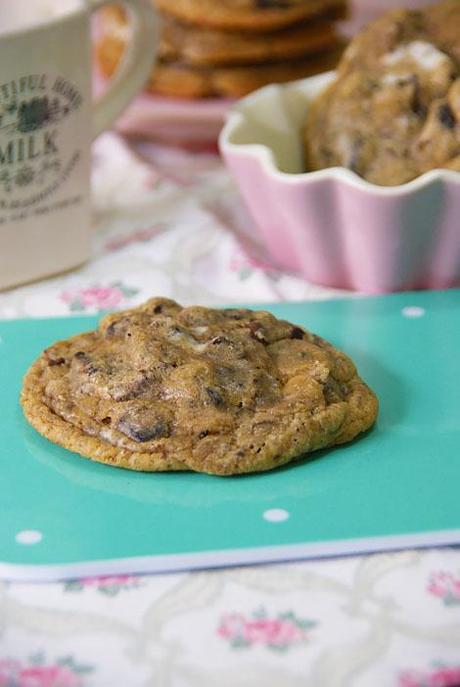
21,298,378,476
304,0,460,186
219,1,460,292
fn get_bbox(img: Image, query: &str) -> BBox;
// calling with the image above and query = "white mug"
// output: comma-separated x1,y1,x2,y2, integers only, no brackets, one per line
0,0,157,290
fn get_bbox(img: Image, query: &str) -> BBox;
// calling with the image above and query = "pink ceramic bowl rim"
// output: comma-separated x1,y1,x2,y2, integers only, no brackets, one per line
219,71,460,197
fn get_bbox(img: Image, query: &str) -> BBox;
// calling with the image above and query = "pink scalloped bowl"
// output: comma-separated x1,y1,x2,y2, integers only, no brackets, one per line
219,72,460,293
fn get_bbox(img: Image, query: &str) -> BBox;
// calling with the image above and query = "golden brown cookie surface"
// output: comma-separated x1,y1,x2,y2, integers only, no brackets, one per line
154,0,346,32
157,11,344,67
304,0,460,186
339,0,460,75
99,6,346,68
21,298,378,476
97,32,345,98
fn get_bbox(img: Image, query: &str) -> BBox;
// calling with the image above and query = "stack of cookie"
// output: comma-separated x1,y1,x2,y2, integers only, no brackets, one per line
97,0,348,99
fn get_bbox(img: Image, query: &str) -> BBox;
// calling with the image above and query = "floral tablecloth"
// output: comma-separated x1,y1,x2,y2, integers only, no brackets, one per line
1,134,460,686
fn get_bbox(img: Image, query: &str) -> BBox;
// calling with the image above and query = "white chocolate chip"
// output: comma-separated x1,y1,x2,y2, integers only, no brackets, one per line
384,41,450,71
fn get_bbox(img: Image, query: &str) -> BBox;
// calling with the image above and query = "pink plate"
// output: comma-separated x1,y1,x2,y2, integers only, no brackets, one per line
95,70,231,148
114,92,231,148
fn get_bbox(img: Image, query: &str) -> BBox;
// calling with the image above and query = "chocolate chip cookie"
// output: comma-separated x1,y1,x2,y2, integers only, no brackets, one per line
97,32,345,98
105,5,344,67
159,12,344,67
304,0,460,186
21,298,378,476
154,0,346,32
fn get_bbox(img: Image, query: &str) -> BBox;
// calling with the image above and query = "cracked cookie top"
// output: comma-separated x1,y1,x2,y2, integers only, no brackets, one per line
21,298,378,475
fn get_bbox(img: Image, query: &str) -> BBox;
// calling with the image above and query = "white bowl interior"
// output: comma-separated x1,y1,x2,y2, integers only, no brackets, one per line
224,72,335,175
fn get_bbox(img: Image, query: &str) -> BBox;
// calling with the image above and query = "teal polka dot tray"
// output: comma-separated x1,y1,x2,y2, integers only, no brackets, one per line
1,290,459,582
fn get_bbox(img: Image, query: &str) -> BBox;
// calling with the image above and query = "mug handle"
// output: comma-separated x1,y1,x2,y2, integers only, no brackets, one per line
89,0,157,139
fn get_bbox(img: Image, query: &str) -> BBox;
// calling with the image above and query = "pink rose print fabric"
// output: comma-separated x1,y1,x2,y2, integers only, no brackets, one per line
399,664,460,687
0,655,93,687
428,571,460,606
60,282,139,313
218,608,316,652
64,574,142,596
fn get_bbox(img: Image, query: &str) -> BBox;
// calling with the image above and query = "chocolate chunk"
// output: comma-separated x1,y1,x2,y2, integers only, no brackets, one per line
153,305,163,314
101,416,111,425
438,103,456,130
111,374,151,401
73,351,98,375
198,430,209,439
290,327,304,340
340,383,350,396
256,0,291,7
410,77,427,119
206,387,225,407
224,309,250,320
47,356,65,366
104,317,130,338
249,321,268,344
118,417,170,442
104,322,117,337
45,347,66,365
412,99,427,119
324,377,344,404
